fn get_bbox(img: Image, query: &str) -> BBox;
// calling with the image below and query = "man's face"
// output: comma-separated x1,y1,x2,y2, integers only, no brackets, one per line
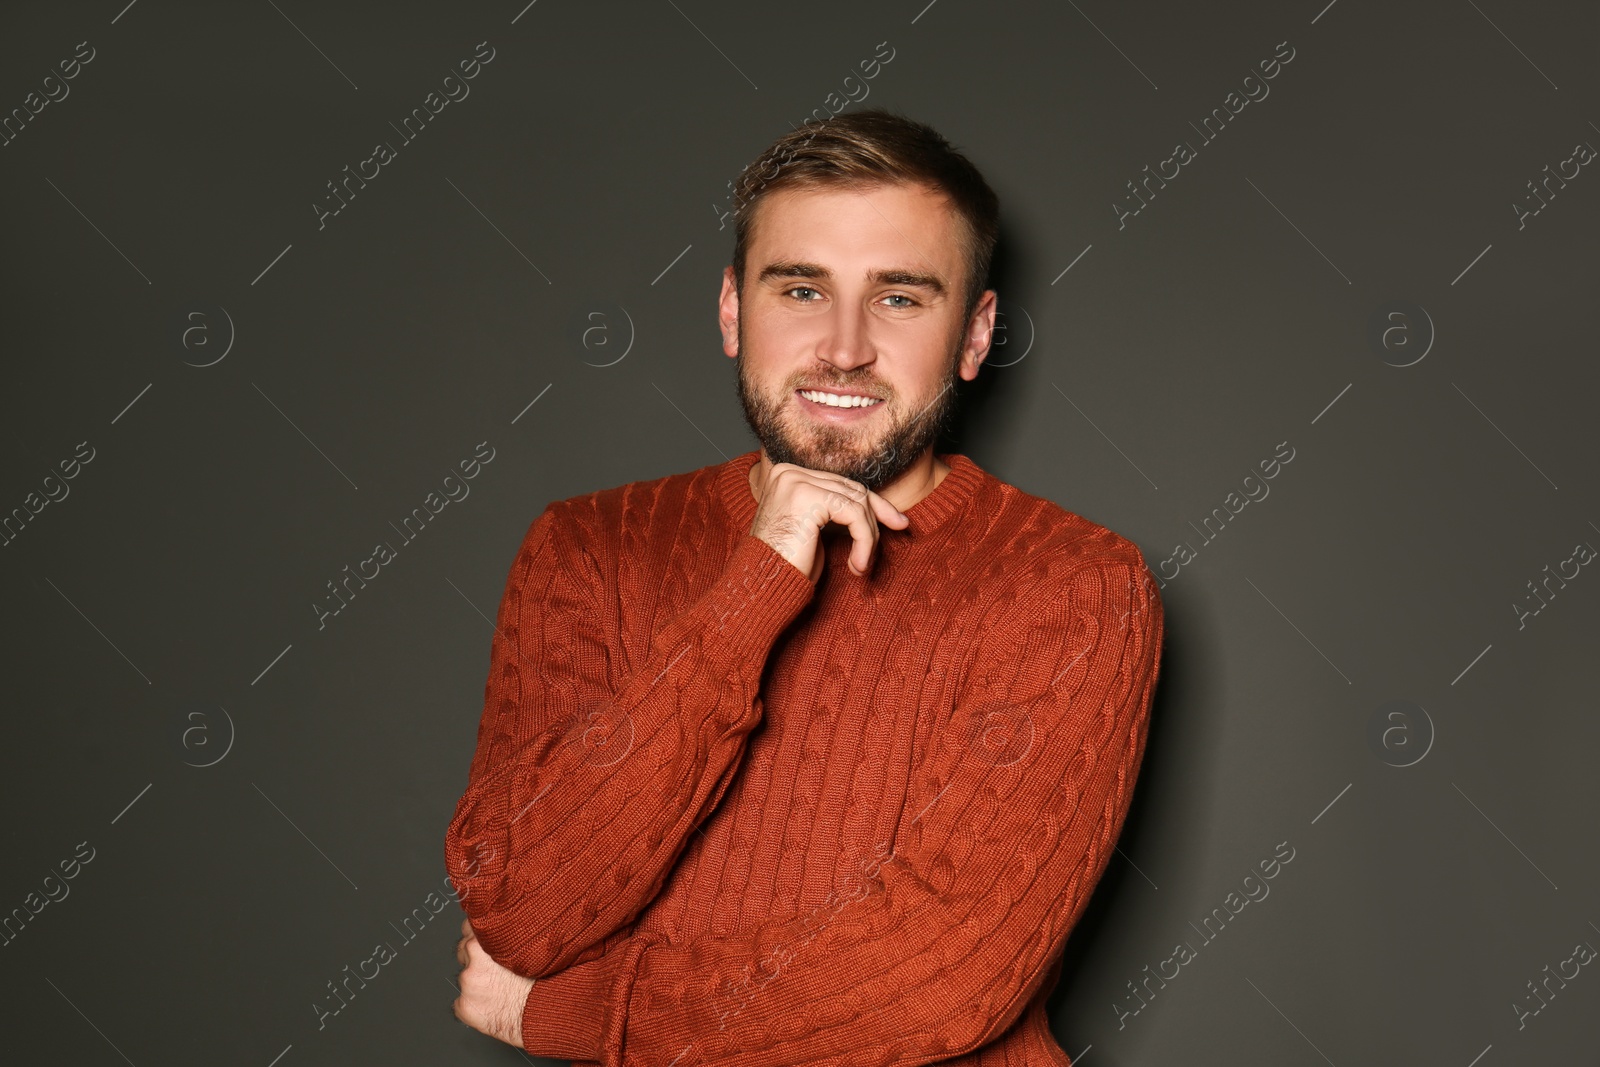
720,181,994,493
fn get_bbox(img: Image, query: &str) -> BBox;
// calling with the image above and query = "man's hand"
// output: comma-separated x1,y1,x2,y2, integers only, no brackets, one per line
749,462,909,583
453,917,534,1048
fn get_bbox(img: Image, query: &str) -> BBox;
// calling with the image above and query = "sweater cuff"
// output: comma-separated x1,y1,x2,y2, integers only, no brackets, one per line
699,533,817,663
521,935,658,1063
521,953,614,1059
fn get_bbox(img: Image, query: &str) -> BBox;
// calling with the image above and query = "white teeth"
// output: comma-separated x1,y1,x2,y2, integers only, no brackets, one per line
799,389,883,409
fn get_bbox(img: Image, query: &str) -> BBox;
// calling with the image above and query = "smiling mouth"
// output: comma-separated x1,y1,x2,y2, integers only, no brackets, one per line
796,388,886,410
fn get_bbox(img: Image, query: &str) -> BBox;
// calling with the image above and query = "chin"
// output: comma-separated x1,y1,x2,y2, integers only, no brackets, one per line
786,432,878,470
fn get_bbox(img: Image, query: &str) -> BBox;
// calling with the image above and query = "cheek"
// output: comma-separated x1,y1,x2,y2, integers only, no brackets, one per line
738,310,783,359
752,310,825,351
905,325,965,385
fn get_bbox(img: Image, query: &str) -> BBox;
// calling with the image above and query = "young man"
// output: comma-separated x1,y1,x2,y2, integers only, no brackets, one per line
446,108,1164,1067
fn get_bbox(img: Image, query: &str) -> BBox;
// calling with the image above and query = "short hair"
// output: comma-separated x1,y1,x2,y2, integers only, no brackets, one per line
730,108,1001,324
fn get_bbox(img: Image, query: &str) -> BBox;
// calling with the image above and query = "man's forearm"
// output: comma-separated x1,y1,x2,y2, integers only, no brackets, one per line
446,514,816,980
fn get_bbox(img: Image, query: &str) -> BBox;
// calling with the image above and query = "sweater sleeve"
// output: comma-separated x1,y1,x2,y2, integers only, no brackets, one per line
517,551,1166,1067
444,501,818,979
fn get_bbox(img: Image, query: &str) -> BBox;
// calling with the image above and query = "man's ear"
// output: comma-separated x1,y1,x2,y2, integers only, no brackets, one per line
718,266,740,358
960,289,998,381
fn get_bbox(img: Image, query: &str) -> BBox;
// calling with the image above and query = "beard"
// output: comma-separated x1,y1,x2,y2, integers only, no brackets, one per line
733,318,963,493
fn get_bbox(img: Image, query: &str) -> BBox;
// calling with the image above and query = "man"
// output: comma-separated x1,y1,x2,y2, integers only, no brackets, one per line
445,108,1164,1067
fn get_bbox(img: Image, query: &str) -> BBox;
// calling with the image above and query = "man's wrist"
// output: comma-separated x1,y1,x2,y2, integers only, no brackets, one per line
505,975,535,1047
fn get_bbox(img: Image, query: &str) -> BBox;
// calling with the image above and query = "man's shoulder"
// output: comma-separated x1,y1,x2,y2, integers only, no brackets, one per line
534,456,730,546
982,474,1152,579
974,479,1162,643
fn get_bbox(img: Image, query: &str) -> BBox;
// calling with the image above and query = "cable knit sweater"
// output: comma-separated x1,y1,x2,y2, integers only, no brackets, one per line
444,447,1165,1067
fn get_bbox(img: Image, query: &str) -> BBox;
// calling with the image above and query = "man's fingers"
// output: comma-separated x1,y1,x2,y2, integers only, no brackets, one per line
792,477,879,577
782,466,907,528
453,993,482,1033
868,488,911,529
827,487,904,577
837,498,880,576
459,931,494,970
750,463,911,582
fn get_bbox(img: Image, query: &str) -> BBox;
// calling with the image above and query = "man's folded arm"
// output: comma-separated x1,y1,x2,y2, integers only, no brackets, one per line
513,553,1166,1067
445,501,817,979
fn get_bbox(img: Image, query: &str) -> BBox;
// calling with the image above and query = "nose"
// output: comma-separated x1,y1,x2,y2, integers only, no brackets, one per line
816,299,876,374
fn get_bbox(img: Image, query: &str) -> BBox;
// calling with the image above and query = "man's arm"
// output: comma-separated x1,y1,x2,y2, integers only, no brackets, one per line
444,500,817,979
503,551,1165,1067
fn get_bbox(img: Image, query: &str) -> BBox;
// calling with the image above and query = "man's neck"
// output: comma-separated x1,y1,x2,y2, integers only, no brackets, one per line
747,449,949,514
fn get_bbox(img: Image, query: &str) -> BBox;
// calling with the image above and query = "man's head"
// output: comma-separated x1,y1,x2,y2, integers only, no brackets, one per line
719,109,1001,492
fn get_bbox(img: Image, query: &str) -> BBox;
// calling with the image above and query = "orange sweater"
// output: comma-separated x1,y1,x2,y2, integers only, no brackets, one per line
444,448,1164,1067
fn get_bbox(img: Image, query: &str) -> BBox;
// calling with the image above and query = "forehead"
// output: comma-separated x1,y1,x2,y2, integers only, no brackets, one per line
748,182,965,269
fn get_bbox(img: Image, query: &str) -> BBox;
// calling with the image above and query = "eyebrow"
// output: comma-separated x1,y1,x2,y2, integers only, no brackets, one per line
755,260,947,298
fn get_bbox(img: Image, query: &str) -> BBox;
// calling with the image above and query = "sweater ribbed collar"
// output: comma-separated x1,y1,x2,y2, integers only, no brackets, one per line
715,448,986,538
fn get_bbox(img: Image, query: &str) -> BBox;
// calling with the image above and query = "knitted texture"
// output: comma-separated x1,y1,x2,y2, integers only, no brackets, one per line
444,448,1165,1067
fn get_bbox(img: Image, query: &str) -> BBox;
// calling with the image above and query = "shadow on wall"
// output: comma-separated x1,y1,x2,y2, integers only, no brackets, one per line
1045,577,1232,1056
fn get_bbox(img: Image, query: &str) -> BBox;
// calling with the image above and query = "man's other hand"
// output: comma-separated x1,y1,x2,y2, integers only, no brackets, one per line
453,916,534,1047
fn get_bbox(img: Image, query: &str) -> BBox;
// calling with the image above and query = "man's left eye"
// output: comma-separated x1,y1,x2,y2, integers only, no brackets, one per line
883,294,917,308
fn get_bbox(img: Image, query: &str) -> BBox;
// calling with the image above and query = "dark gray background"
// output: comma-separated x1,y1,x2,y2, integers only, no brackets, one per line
2,0,1596,1064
